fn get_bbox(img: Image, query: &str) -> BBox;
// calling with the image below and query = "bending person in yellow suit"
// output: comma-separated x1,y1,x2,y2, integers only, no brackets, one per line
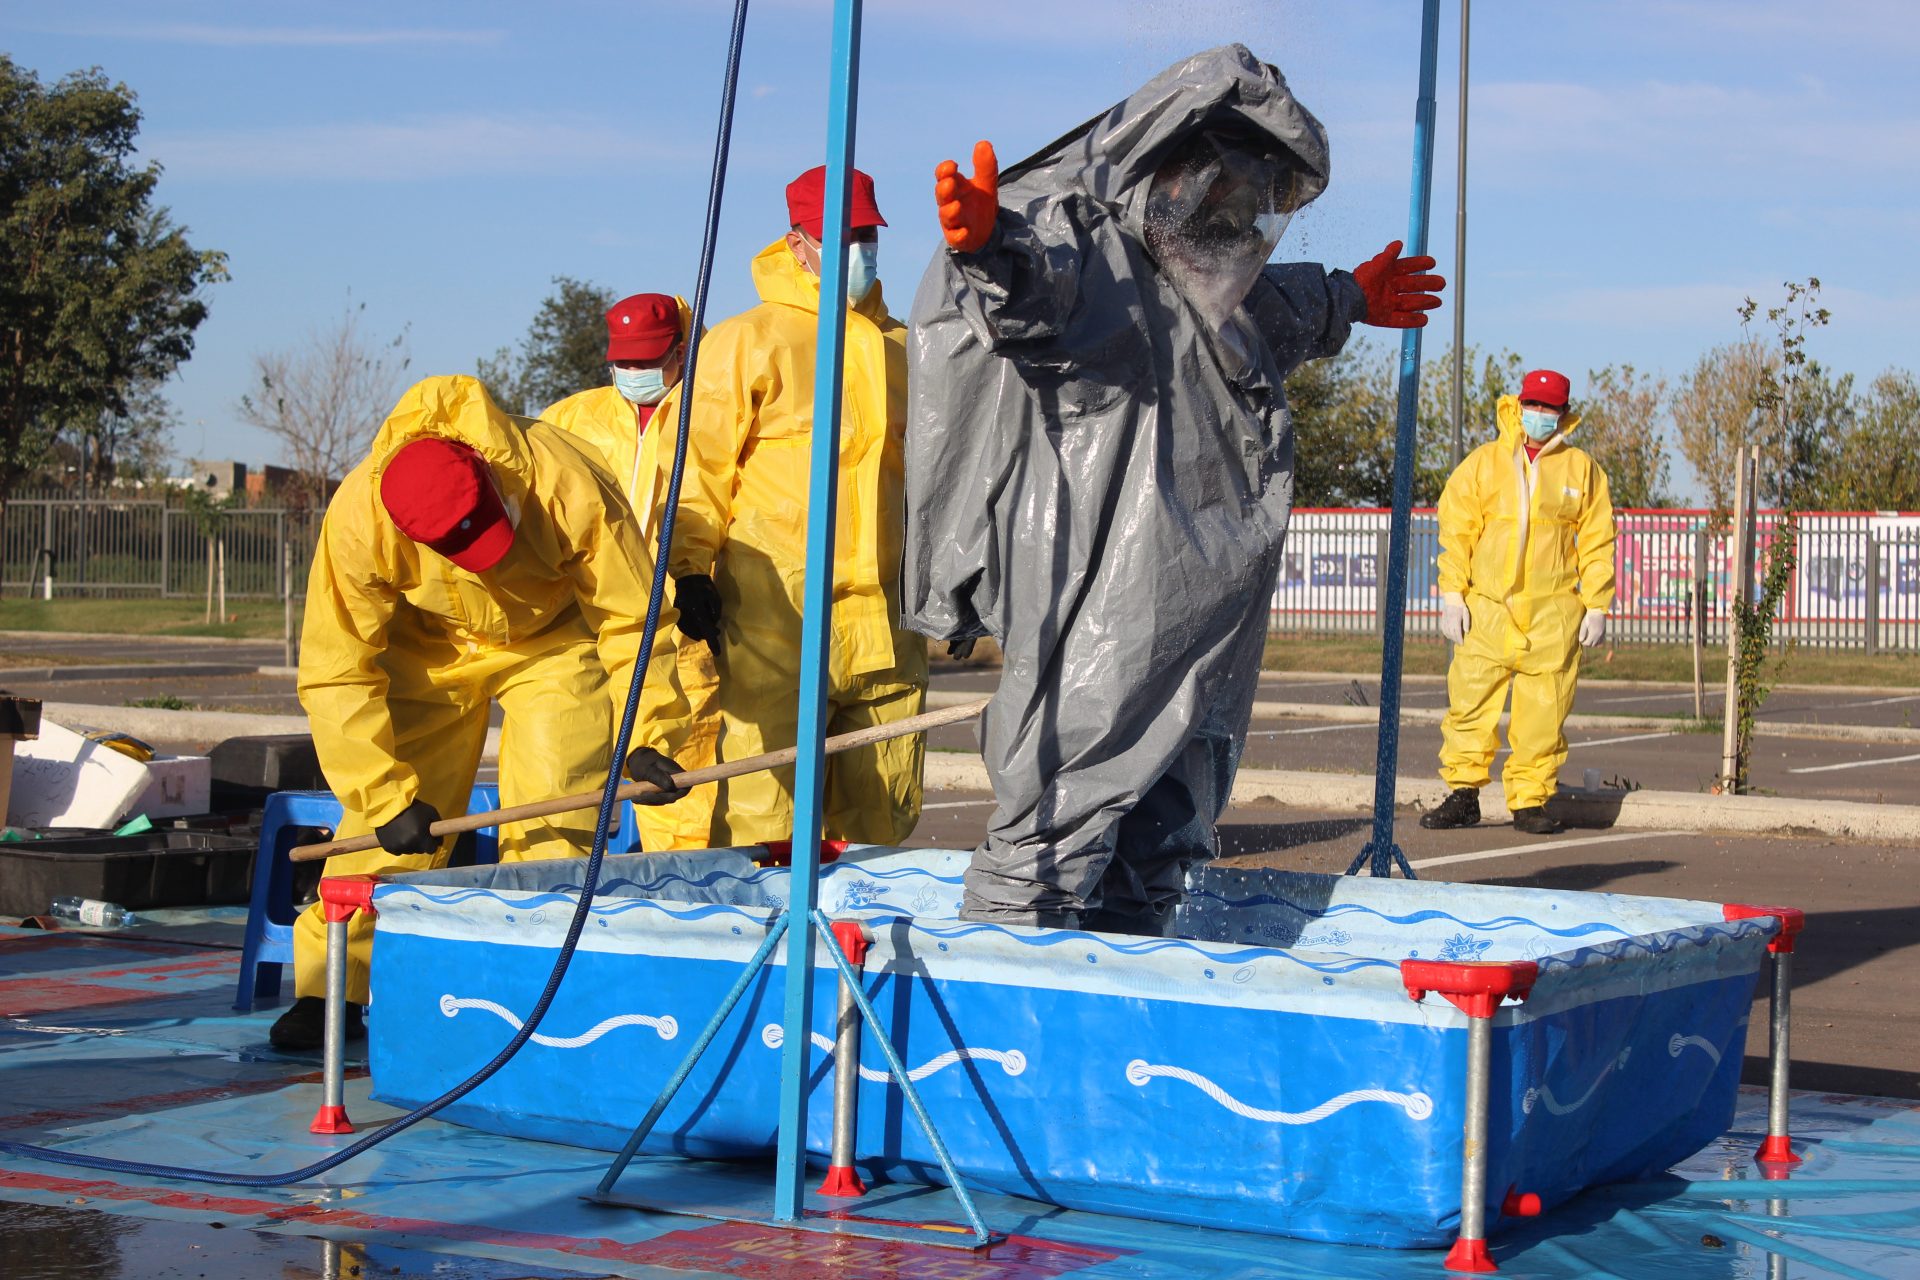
1423,368,1615,836
644,165,927,846
276,374,689,1051
542,292,719,852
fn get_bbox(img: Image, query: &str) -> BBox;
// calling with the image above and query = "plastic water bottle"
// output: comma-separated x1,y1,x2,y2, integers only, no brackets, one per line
50,896,137,927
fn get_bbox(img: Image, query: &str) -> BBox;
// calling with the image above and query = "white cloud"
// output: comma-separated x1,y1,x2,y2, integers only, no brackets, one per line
27,22,504,47
143,114,684,182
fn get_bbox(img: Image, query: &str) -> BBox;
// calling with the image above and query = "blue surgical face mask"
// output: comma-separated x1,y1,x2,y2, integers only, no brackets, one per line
1520,407,1561,441
612,366,668,406
846,242,879,303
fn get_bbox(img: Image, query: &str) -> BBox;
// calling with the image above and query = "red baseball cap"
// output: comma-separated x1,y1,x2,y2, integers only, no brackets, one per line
1520,369,1571,410
605,293,681,362
785,165,887,240
379,439,514,573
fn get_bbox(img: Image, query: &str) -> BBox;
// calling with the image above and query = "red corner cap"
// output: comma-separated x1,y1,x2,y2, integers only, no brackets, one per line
830,919,872,967
755,838,850,868
1444,1236,1497,1273
319,875,380,924
1724,904,1804,954
1402,959,1539,1020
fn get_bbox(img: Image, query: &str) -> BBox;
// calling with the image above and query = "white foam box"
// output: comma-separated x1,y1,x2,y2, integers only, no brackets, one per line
132,755,212,820
9,720,151,828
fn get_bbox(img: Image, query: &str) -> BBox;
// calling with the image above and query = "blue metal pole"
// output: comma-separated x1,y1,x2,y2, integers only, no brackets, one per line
1351,0,1441,881
773,0,862,1221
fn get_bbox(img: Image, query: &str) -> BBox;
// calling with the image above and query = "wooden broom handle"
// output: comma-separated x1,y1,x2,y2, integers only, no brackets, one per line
288,696,987,863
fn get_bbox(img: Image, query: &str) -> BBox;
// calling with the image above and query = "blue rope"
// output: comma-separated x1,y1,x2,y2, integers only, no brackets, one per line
0,0,754,1187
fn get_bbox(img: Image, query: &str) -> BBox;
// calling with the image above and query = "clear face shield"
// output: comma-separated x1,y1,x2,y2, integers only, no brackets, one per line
1143,131,1310,331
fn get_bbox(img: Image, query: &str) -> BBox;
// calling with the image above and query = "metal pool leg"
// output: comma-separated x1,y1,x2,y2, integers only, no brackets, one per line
311,876,378,1136
818,919,871,1198
1401,959,1540,1274
1725,905,1806,1168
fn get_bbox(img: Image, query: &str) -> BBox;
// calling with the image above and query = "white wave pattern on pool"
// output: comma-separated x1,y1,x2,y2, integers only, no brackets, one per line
1524,1048,1632,1116
1125,1059,1434,1125
1668,1032,1724,1065
758,1023,1027,1083
438,994,678,1047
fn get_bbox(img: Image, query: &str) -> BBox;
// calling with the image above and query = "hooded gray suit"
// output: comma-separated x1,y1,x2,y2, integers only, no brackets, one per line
903,45,1367,931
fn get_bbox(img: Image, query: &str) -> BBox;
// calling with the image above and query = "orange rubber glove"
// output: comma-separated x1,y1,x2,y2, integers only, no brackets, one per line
1352,240,1447,328
935,140,999,254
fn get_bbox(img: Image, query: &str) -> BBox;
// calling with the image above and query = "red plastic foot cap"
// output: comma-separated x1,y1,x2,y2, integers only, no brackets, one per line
1501,1189,1542,1218
1756,1134,1802,1166
1445,1237,1498,1273
309,1105,356,1135
816,1165,866,1198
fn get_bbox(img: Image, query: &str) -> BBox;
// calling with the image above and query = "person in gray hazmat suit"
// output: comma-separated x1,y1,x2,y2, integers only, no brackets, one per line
902,45,1445,933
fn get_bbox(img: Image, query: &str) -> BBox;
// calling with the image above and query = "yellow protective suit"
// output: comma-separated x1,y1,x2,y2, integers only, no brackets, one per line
295,375,687,1003
1435,395,1616,810
641,241,927,846
542,303,720,853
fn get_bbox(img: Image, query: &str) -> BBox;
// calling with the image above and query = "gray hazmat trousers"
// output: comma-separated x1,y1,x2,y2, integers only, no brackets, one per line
902,44,1367,932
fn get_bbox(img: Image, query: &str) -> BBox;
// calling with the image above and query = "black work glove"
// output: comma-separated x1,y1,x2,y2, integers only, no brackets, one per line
625,747,691,805
946,637,977,661
376,799,442,854
674,574,723,645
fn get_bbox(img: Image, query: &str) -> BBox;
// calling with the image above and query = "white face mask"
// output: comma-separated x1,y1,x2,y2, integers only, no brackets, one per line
1520,408,1561,441
800,234,880,303
612,366,669,406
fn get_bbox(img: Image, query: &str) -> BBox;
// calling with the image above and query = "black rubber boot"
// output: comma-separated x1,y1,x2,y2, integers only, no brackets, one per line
1419,788,1482,830
1511,806,1564,835
269,996,365,1052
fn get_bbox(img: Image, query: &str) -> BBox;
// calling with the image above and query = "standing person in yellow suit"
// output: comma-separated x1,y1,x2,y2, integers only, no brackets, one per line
1421,369,1615,836
542,293,720,852
646,165,927,847
274,374,689,1051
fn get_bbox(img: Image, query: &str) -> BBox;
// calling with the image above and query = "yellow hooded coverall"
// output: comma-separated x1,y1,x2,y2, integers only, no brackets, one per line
295,375,687,1003
642,241,927,846
1435,395,1616,810
541,298,720,852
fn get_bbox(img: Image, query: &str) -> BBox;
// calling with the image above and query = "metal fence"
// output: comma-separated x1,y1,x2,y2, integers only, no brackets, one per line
1274,509,1920,653
1,499,319,602
4,498,1918,653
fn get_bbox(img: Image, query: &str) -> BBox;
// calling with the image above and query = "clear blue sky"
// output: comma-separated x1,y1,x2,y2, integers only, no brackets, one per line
5,0,1915,500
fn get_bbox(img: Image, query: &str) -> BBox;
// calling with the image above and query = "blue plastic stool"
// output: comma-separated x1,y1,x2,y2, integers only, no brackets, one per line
233,783,501,1012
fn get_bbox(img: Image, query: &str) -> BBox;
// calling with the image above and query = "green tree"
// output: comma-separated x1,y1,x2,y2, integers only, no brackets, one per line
1672,338,1773,516
1286,341,1396,507
0,57,226,510
1809,370,1920,510
1577,364,1675,508
477,276,614,415
1416,344,1524,502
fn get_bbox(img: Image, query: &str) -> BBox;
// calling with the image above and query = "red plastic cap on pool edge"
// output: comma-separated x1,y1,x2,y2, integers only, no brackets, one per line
1445,1236,1497,1273
1723,903,1804,954
319,875,380,924
754,838,850,868
309,1104,355,1135
1401,960,1540,1020
1756,1134,1803,1167
830,919,872,968
1501,1188,1542,1218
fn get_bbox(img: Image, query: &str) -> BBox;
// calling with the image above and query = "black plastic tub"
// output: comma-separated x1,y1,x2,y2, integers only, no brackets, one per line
0,830,257,918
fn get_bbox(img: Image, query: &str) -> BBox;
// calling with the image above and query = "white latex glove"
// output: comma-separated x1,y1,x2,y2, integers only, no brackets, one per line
1439,592,1471,646
1579,609,1607,648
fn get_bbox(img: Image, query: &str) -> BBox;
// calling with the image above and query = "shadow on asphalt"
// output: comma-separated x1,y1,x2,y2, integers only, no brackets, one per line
1744,1055,1920,1100
1471,859,1683,893
1216,818,1371,858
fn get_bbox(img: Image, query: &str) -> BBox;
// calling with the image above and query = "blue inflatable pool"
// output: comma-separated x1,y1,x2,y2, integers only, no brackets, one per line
366,847,1778,1248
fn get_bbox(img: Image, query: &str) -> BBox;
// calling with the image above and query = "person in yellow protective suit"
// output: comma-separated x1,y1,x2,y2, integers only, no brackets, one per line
1422,368,1616,836
273,374,690,1051
643,165,927,846
541,293,720,852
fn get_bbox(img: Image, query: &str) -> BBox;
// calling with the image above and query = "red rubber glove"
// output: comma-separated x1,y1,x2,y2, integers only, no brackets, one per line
1352,240,1446,328
935,140,999,254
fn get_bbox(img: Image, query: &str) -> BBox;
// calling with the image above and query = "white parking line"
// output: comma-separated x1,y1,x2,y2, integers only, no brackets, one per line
1497,729,1679,758
1409,829,1689,871
1787,751,1920,775
1592,691,1693,705
1841,693,1920,708
1247,723,1377,738
921,797,997,810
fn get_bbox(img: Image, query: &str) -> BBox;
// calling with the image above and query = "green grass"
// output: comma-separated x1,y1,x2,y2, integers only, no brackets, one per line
0,597,287,639
1262,633,1920,688
126,694,192,710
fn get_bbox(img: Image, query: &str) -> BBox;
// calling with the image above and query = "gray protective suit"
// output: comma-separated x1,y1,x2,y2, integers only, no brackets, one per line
903,45,1368,932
